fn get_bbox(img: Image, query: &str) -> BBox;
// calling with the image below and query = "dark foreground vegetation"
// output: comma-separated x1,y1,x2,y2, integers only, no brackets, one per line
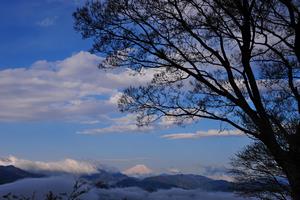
73,0,300,199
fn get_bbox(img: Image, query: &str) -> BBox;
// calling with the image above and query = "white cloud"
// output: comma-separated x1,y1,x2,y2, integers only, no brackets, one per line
37,16,58,27
161,129,242,140
78,113,155,135
78,124,154,135
108,92,124,106
123,164,153,177
0,51,154,122
159,115,194,127
0,156,98,175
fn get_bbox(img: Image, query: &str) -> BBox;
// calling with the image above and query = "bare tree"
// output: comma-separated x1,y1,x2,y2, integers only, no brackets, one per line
231,142,291,200
73,0,300,199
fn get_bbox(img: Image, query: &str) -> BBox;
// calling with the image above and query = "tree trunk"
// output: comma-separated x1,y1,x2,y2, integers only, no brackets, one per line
286,133,300,200
283,156,300,200
266,138,300,200
287,167,300,200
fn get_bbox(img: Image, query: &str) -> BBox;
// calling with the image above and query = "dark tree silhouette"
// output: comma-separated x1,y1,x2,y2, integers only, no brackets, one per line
231,142,291,200
73,0,300,199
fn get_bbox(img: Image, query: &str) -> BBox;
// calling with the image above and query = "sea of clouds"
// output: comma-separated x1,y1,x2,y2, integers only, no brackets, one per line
0,176,249,200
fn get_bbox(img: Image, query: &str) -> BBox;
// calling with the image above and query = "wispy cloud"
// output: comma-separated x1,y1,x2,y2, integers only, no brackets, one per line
78,124,154,135
78,113,155,135
37,16,58,27
161,129,242,140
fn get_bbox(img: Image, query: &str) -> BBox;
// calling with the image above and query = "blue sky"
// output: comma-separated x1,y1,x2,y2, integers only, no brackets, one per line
0,0,251,175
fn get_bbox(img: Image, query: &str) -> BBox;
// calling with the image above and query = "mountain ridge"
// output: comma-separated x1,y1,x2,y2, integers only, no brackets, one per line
83,170,234,192
0,165,45,185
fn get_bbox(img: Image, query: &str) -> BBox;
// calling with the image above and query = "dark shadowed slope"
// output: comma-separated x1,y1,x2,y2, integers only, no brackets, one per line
0,165,44,185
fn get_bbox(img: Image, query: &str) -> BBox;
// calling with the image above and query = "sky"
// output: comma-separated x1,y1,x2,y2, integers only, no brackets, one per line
0,0,251,176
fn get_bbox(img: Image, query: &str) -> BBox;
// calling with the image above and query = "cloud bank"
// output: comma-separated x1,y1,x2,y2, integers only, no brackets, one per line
0,156,98,175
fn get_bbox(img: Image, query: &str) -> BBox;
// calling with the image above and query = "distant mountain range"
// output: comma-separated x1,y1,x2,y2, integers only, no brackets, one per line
0,165,233,192
0,165,44,185
83,171,234,192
